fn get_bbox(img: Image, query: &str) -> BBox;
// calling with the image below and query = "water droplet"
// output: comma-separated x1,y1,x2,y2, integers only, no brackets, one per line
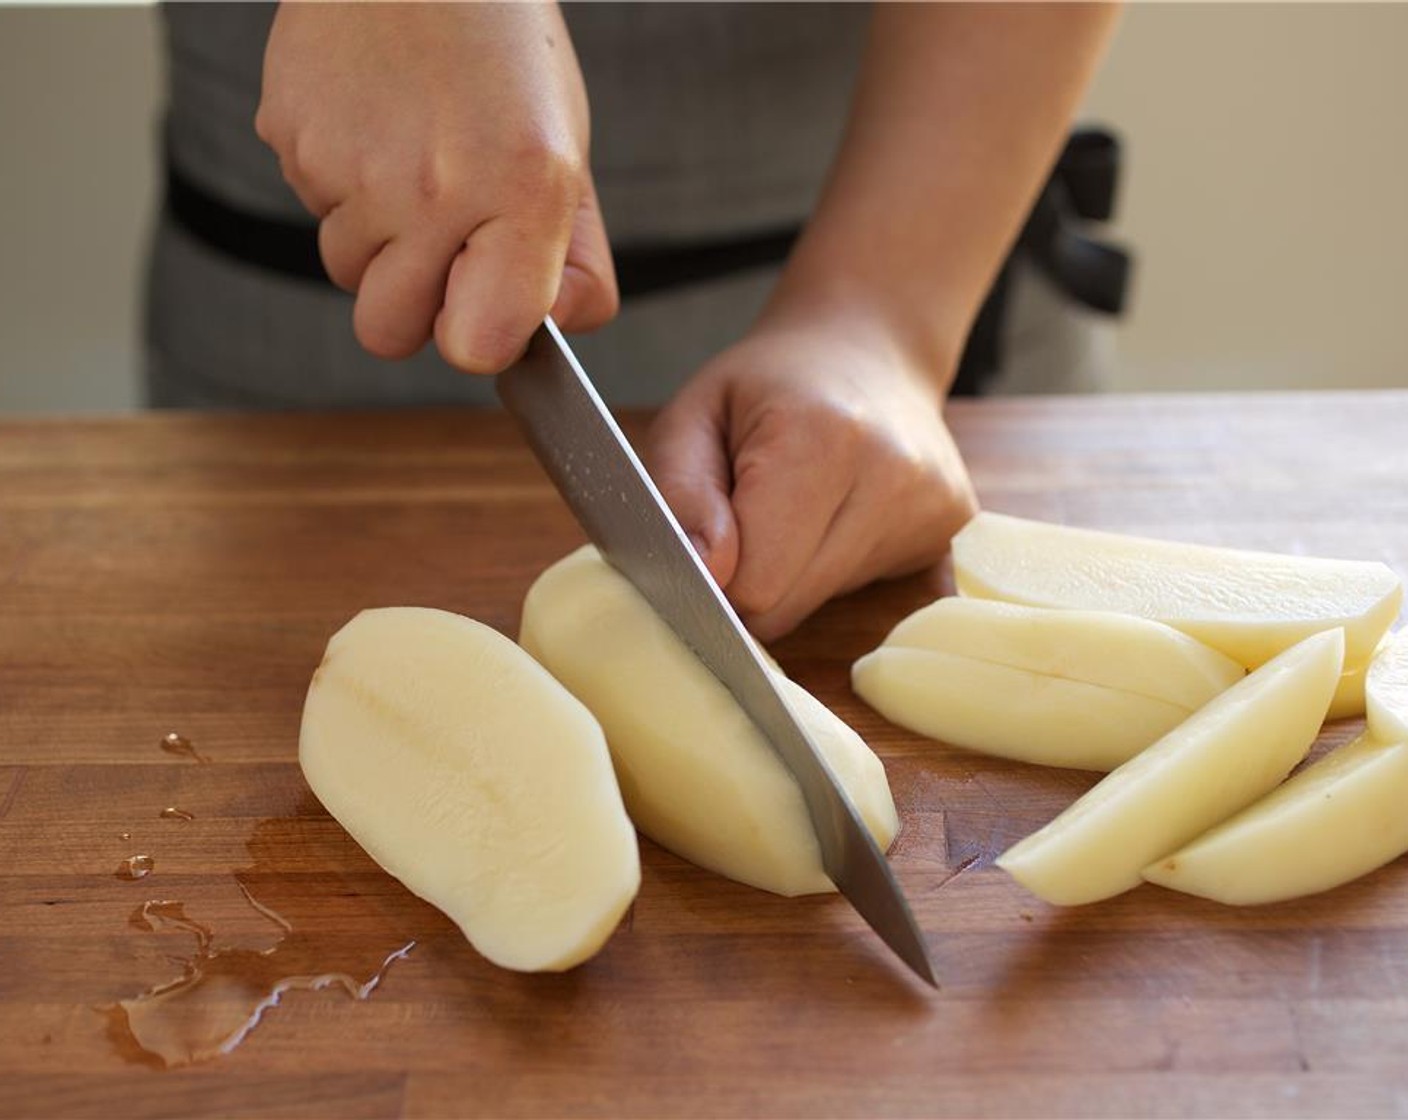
160,732,208,763
159,807,195,821
116,855,154,881
119,832,132,841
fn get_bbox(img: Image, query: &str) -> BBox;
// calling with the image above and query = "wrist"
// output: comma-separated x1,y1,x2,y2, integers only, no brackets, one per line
759,262,966,397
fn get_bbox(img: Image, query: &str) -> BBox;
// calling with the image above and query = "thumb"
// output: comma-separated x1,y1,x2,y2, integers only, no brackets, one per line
551,177,619,333
644,385,740,589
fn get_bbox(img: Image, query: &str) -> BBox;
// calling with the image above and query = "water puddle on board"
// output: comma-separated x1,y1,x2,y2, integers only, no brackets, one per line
104,736,417,1068
109,888,413,1068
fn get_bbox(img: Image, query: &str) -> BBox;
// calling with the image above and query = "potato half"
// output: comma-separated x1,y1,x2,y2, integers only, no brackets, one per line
520,546,898,897
300,607,640,972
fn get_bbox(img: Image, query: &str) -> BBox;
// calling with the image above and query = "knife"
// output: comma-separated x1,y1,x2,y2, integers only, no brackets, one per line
497,318,936,987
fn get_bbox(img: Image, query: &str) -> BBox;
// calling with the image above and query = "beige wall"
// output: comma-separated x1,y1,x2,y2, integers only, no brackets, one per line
0,3,1405,413
0,4,160,412
1083,3,1408,392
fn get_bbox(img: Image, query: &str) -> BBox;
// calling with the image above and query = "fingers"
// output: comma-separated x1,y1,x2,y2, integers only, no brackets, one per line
740,489,872,643
319,198,594,372
645,385,740,588
316,199,388,294
552,181,619,333
353,230,463,360
729,413,979,642
724,406,856,631
434,213,572,374
319,201,466,362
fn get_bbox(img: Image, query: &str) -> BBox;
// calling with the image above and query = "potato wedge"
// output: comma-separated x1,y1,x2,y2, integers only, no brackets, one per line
300,608,639,972
852,600,1243,770
1327,659,1370,721
521,546,898,897
952,512,1401,670
996,629,1344,905
1143,732,1408,905
1366,628,1408,743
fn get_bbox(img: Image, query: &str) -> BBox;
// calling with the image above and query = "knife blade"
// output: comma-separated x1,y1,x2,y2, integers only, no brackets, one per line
497,319,936,987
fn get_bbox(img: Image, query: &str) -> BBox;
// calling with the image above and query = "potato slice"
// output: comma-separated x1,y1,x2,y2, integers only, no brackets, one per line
300,608,639,972
1142,732,1408,905
996,629,1344,905
520,546,898,897
852,600,1244,770
1366,628,1408,743
952,511,1401,670
1326,658,1370,722
875,599,1246,708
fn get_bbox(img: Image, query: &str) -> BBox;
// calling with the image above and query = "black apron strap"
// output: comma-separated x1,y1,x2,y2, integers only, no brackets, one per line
165,127,1132,396
166,162,799,299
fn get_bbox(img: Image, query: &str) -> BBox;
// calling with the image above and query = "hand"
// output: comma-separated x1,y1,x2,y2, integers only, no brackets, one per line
256,2,617,373
645,310,979,642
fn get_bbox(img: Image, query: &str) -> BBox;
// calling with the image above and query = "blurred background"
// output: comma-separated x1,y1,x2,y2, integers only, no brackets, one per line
2,2,1406,413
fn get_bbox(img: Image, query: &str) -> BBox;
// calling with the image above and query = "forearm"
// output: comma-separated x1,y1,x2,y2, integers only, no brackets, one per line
768,2,1120,387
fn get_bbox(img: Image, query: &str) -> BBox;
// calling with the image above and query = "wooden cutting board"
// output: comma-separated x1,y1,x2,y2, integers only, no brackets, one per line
2,392,1406,1118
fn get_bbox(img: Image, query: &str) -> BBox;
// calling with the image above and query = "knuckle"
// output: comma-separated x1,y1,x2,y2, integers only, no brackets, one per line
411,149,475,213
507,139,580,218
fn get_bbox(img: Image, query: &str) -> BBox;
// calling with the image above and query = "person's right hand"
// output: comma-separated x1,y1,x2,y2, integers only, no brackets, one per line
256,2,618,373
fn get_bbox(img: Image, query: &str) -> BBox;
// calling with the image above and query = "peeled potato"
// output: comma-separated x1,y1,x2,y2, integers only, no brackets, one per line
300,608,640,972
852,599,1244,770
997,629,1345,906
1326,658,1371,722
952,512,1401,670
521,546,898,897
1366,628,1408,744
1143,732,1408,905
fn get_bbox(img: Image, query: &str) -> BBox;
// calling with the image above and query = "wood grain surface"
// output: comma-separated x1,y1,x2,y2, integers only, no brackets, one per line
1,392,1406,1119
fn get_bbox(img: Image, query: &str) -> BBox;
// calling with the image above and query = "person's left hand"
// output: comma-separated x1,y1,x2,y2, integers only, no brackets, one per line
644,309,979,642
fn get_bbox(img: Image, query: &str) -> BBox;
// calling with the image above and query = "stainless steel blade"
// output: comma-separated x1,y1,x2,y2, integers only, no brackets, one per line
497,319,936,987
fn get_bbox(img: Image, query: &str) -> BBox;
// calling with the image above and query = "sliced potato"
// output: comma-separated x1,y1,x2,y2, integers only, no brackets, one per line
1366,628,1408,743
1326,657,1371,722
1143,732,1408,904
875,598,1245,707
300,607,639,972
952,512,1401,670
996,629,1345,906
852,600,1243,770
521,546,898,897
